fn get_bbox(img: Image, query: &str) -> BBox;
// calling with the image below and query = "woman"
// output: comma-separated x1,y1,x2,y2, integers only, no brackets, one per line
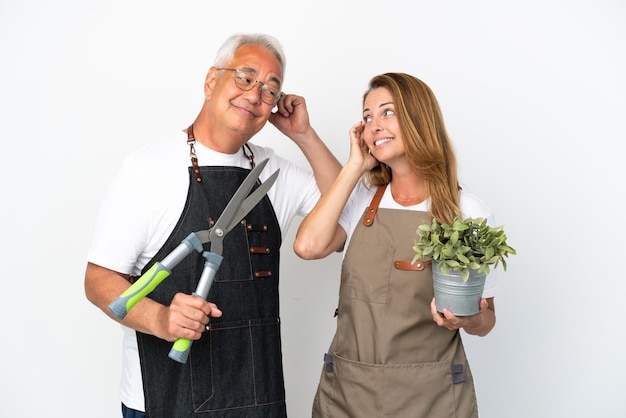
294,73,498,417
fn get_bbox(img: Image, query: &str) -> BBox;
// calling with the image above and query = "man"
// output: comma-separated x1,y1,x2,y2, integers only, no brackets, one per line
85,33,340,418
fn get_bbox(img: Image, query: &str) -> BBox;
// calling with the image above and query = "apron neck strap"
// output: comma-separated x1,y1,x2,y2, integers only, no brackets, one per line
187,124,202,183
363,184,387,227
186,124,257,183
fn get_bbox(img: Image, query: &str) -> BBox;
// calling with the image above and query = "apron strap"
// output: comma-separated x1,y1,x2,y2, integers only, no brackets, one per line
363,184,387,226
187,124,202,183
186,124,256,182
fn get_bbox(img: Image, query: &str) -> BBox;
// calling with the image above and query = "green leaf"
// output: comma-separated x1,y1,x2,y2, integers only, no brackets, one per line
445,259,461,268
432,234,441,245
440,243,453,257
502,245,517,255
450,230,459,246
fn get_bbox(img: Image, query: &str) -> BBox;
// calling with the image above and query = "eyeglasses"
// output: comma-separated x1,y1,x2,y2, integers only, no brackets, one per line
217,67,282,106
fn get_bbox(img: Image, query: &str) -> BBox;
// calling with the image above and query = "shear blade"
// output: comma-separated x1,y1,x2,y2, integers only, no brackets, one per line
199,159,278,254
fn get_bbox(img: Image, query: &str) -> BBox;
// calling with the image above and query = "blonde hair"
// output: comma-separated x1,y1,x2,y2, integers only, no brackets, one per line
363,73,460,224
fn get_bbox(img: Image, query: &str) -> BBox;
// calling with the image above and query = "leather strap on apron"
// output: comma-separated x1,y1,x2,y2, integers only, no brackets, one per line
362,183,386,226
393,259,429,270
186,124,202,183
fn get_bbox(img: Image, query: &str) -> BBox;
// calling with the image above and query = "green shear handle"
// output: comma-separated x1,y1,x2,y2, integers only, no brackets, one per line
108,233,204,320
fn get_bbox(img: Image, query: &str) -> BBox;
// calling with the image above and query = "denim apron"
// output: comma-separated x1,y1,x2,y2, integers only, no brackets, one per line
137,161,286,417
313,185,478,418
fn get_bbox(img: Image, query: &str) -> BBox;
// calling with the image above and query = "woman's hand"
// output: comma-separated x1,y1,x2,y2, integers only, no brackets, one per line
347,121,378,173
430,297,496,336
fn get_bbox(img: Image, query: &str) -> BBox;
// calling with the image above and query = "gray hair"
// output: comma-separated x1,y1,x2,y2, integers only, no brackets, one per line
214,33,286,79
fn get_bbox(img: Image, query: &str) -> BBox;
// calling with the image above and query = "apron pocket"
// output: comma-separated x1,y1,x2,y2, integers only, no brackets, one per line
214,225,255,283
323,353,461,418
342,243,394,304
189,317,285,413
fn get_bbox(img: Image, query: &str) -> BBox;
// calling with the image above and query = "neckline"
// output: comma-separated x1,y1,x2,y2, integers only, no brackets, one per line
186,124,255,182
383,186,429,209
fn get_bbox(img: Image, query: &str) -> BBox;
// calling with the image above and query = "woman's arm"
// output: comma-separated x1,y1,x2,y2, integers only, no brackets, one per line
294,122,376,259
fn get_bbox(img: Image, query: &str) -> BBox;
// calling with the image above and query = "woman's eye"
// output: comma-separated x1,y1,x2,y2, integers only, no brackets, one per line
363,116,372,123
384,109,395,117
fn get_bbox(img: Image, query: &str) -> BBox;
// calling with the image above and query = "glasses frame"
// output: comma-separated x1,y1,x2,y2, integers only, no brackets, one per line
217,67,282,106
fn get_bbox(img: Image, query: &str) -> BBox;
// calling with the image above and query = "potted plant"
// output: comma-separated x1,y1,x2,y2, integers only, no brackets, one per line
411,216,516,316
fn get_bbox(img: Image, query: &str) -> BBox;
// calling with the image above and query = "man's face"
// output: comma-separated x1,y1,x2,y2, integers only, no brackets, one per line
205,44,283,146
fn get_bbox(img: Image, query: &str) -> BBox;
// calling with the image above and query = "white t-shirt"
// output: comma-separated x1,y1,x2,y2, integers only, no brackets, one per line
337,181,499,297
87,131,321,411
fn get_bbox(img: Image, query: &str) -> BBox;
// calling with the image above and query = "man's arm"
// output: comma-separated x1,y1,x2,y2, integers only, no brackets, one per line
84,262,221,342
269,94,341,193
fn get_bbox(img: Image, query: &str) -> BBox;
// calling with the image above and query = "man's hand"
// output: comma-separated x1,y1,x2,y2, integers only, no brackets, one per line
268,94,314,143
157,293,223,342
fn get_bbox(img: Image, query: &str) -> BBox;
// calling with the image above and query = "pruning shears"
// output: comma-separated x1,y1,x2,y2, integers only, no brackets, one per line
107,158,279,364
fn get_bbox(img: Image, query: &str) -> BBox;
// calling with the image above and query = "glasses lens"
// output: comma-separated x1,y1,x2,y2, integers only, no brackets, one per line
233,70,255,91
230,69,280,105
260,86,280,105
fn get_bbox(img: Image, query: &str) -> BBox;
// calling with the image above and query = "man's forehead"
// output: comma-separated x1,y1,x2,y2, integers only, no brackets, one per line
230,45,282,80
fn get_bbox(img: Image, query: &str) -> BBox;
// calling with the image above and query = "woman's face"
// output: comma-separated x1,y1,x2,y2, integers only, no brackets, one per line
362,87,406,163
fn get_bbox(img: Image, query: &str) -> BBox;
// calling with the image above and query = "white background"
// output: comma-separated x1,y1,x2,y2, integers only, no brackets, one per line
1,1,625,417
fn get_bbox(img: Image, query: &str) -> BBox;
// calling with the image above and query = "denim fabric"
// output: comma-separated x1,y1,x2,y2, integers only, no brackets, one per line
122,403,146,418
137,166,285,417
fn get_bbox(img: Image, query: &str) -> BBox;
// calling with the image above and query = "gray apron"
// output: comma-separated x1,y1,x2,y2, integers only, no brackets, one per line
137,161,286,417
313,185,478,418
